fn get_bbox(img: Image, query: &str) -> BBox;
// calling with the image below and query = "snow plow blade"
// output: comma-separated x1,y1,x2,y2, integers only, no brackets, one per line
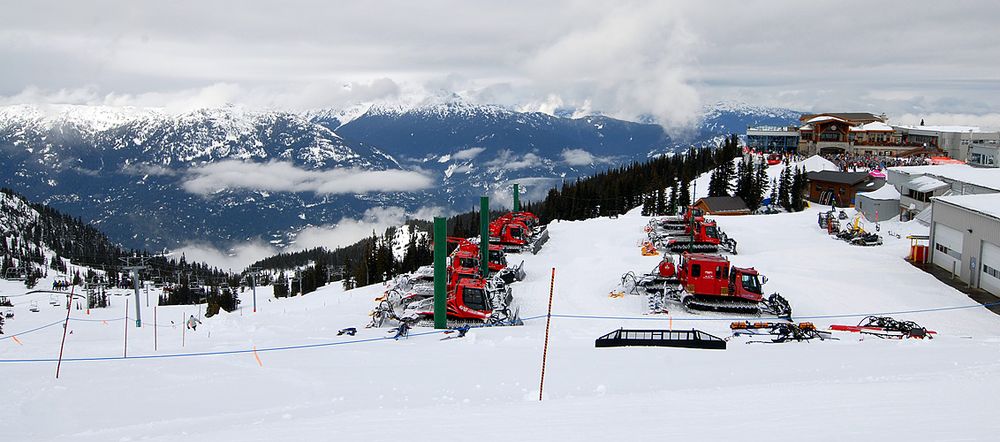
529,227,550,254
498,260,526,284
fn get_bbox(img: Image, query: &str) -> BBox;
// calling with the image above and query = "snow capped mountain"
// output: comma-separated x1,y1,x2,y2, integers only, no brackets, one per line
0,101,801,250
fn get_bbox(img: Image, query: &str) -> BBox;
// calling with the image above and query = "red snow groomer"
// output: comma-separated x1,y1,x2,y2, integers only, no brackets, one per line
448,237,526,283
766,153,783,166
656,219,737,254
646,206,705,237
489,211,549,254
619,253,791,318
369,260,519,328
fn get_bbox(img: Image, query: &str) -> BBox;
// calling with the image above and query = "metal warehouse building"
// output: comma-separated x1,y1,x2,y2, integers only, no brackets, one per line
930,193,1000,296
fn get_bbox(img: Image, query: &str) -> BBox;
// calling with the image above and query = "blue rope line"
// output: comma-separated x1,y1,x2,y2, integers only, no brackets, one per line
0,328,449,363
1,299,996,364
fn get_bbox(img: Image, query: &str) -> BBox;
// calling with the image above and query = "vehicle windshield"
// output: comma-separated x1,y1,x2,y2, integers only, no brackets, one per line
463,287,489,311
704,225,719,239
459,258,478,269
741,273,762,294
489,250,505,265
510,227,524,239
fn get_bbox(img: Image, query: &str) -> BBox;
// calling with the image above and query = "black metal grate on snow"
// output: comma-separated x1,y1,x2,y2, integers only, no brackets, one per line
595,328,726,350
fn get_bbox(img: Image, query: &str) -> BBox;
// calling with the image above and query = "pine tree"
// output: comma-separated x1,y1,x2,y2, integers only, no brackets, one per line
769,178,779,209
678,180,692,209
654,188,666,216
778,166,792,211
791,166,806,212
667,184,678,215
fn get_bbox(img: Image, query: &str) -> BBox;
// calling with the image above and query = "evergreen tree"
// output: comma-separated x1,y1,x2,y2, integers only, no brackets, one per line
791,166,806,212
769,178,779,208
667,184,678,215
778,165,792,211
678,180,692,208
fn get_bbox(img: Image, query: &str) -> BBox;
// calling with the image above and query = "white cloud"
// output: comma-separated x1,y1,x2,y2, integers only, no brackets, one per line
560,148,612,166
293,206,448,250
172,205,449,270
181,160,433,196
174,240,278,273
452,147,486,161
485,150,545,171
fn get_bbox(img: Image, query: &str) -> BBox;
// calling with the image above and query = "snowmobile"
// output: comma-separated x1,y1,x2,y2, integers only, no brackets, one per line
620,253,791,318
657,220,737,254
850,232,883,246
489,211,549,254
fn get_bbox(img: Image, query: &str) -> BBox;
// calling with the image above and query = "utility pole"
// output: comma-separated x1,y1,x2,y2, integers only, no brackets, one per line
248,266,261,313
119,256,148,327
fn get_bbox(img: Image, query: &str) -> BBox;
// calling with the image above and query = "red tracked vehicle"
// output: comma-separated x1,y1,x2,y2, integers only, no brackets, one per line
488,211,549,254
619,253,791,318
448,237,526,283
657,219,737,254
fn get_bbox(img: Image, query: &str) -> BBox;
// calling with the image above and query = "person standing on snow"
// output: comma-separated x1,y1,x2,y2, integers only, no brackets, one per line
186,315,202,331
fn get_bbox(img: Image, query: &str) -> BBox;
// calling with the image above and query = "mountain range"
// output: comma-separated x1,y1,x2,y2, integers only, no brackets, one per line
0,100,801,251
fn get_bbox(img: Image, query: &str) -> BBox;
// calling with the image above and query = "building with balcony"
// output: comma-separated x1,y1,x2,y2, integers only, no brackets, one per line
886,164,1000,221
746,125,799,153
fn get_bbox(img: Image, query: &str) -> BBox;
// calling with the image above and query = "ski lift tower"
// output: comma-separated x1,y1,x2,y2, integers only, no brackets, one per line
119,256,148,327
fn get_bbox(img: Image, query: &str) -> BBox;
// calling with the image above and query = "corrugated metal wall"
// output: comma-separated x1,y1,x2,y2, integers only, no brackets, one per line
930,200,1000,284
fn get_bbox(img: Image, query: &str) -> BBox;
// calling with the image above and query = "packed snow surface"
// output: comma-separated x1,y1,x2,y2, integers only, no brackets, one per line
4,206,1000,441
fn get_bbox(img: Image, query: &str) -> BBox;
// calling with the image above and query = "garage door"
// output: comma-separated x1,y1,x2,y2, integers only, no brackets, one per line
933,223,963,273
981,242,1000,296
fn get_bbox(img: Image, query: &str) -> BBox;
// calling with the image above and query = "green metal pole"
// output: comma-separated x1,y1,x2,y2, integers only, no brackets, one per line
513,183,521,212
480,196,490,278
433,217,447,329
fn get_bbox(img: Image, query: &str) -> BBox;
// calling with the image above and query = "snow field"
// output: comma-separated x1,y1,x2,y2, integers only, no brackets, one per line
4,203,1000,441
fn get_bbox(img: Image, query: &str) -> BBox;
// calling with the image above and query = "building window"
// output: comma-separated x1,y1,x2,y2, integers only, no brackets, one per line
908,189,931,202
985,264,1000,279
935,243,961,260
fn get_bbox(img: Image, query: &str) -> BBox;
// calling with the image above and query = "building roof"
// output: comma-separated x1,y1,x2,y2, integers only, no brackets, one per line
806,171,871,186
695,196,750,213
800,155,839,172
850,121,895,132
906,175,949,192
895,125,983,134
800,113,884,124
806,115,848,124
858,184,901,201
887,164,1000,192
934,193,1000,223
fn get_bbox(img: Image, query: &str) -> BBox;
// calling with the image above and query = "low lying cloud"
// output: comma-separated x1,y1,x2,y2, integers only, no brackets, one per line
561,148,612,166
485,150,545,171
181,160,433,196
123,163,177,177
293,206,445,250
490,178,561,209
172,206,448,271
452,147,487,161
174,241,278,273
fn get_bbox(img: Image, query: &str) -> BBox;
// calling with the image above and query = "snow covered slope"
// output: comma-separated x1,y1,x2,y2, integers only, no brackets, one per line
4,200,1000,440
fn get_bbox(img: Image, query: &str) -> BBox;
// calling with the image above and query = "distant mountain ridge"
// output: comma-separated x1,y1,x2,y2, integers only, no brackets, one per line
0,101,802,251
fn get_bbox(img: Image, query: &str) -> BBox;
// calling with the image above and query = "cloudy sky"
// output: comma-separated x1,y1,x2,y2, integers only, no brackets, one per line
3,1,999,128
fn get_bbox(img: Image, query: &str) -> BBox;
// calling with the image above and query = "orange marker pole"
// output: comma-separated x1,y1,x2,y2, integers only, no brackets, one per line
253,346,263,367
12,336,22,345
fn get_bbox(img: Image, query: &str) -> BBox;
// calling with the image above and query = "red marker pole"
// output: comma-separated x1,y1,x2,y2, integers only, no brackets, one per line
539,267,556,401
153,305,158,352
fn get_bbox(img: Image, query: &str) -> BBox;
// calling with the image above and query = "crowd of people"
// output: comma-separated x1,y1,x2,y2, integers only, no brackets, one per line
823,153,930,172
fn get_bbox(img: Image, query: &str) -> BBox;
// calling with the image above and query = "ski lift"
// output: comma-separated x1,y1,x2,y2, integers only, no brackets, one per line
4,267,25,281
29,301,39,312
49,294,60,306
3,309,13,319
